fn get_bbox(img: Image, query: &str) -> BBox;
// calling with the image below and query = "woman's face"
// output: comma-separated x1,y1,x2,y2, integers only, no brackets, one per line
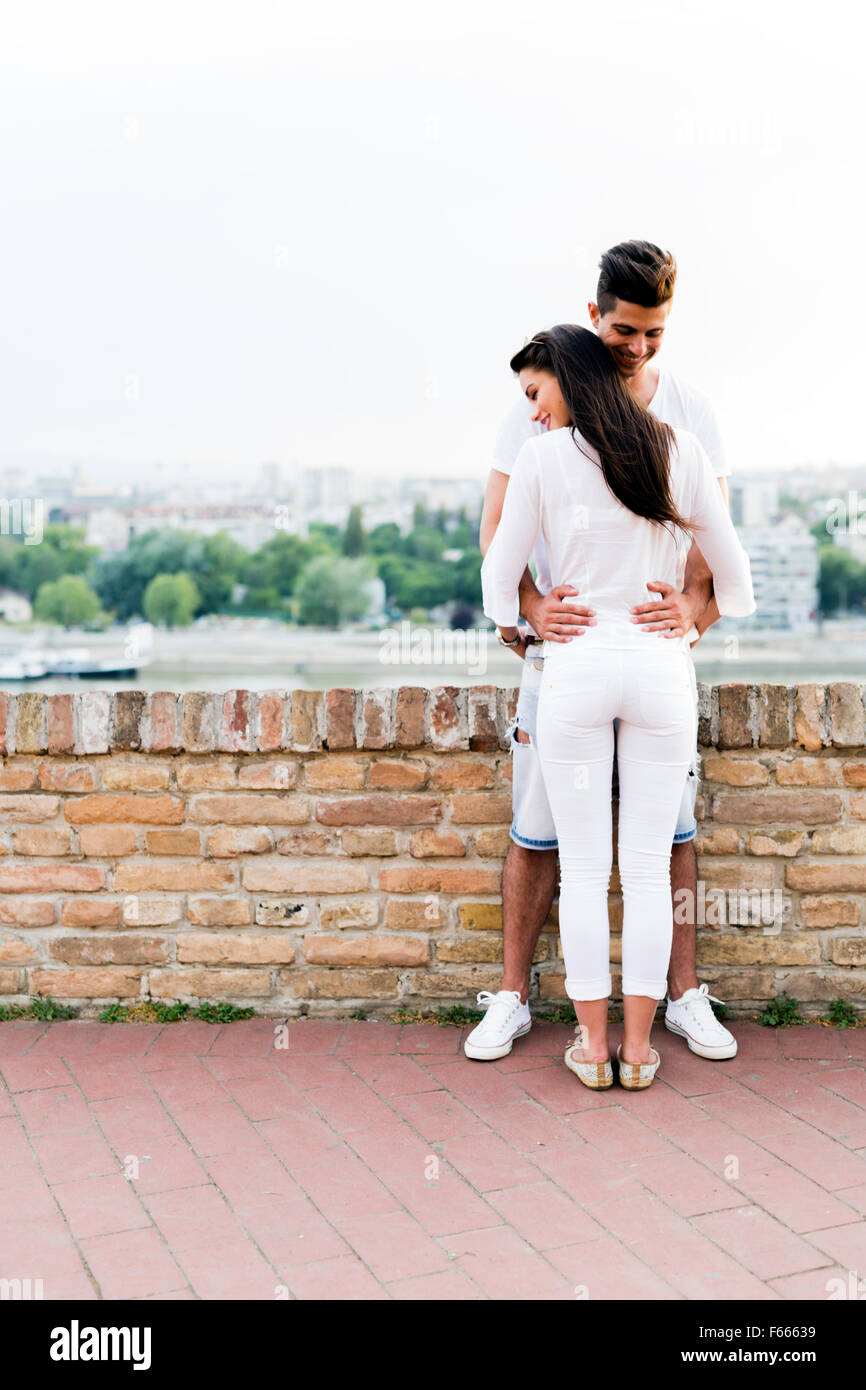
518,367,570,431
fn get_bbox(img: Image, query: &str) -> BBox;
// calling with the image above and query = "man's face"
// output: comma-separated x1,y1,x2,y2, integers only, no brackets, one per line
588,297,672,380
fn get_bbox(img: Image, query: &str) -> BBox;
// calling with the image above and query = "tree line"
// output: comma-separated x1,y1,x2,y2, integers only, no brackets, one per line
2,508,863,630
0,503,484,629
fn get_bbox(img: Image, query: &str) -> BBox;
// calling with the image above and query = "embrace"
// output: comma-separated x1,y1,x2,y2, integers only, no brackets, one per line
468,240,756,1091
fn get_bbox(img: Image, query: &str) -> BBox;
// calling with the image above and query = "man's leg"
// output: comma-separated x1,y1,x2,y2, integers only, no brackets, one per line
668,838,699,1001
664,756,738,1059
464,660,558,1061
501,736,558,1003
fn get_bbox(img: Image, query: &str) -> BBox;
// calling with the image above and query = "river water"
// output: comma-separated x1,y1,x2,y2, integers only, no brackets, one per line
2,620,864,692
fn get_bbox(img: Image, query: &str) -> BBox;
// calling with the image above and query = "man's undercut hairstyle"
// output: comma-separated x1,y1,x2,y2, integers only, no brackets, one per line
596,240,677,316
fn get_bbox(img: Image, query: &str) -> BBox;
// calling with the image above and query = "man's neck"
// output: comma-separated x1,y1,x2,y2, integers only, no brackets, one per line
625,361,660,410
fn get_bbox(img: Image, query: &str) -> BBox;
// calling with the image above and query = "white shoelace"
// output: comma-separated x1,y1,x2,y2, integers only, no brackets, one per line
678,983,728,1028
476,990,521,1024
683,983,724,1012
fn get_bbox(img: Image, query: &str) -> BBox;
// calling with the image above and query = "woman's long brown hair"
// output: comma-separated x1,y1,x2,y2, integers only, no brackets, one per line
510,324,694,537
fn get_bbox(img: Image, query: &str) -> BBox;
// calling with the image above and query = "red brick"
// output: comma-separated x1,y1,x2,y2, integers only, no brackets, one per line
325,689,356,750
255,690,286,752
448,793,512,824
0,865,105,892
0,898,56,926
394,688,425,748
369,760,428,790
428,687,467,751
64,795,184,825
380,866,500,893
409,830,466,858
218,690,254,753
61,900,121,927
46,694,75,754
79,826,138,856
316,795,441,827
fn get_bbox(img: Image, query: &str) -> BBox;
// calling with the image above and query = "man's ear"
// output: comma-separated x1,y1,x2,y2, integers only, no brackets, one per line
587,300,600,329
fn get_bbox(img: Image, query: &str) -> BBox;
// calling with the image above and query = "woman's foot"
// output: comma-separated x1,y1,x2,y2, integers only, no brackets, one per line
616,1043,660,1090
564,1044,613,1090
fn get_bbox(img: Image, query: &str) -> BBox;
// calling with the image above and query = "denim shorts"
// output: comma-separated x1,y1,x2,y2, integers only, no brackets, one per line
510,653,699,850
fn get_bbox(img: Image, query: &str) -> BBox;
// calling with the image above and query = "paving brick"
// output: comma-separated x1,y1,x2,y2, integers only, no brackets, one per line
79,1226,186,1298
436,1131,542,1192
176,1235,281,1298
756,1127,866,1190
733,1161,859,1232
694,1205,833,1280
486,1179,603,1250
52,1172,152,1240
281,1253,389,1300
440,1225,569,1298
237,1194,348,1265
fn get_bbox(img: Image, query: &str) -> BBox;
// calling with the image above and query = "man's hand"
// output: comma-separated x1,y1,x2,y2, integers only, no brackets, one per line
522,585,596,642
630,581,704,638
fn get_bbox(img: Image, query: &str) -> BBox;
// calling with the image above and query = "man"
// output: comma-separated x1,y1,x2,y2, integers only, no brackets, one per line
464,239,737,1063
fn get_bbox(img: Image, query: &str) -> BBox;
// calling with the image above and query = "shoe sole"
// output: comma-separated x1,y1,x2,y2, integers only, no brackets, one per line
664,1016,738,1060
563,1049,613,1089
618,1070,657,1090
463,1020,531,1061
617,1045,660,1090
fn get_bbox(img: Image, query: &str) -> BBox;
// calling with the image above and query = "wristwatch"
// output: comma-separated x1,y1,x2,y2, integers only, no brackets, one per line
497,630,522,648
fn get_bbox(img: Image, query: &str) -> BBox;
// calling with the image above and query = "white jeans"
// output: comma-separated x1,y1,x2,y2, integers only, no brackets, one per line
535,641,696,1001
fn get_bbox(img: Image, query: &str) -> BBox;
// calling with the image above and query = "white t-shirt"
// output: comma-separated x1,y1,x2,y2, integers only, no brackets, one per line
481,425,753,650
491,365,729,595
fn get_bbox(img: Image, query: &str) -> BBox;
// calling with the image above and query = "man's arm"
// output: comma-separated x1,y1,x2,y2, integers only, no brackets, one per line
630,476,729,640
687,476,729,640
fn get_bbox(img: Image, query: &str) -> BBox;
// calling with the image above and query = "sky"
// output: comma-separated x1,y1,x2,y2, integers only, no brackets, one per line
0,0,863,490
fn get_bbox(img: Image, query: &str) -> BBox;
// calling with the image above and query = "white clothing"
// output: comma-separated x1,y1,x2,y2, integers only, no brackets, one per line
482,424,754,1001
491,364,729,600
537,643,695,999
481,425,754,642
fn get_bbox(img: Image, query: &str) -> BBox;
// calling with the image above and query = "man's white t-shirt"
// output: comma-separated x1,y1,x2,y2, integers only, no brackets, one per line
491,365,729,595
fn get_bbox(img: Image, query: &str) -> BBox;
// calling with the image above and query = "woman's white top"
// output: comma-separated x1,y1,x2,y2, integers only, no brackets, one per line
481,425,755,650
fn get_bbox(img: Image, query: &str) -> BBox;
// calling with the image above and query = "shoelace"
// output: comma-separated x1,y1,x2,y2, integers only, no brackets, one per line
682,983,725,1015
476,990,521,1022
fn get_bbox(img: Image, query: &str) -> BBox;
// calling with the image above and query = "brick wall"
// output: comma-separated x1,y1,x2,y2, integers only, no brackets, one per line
0,683,864,1018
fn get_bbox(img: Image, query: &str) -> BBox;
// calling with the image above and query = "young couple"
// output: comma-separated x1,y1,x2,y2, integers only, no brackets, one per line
468,240,756,1091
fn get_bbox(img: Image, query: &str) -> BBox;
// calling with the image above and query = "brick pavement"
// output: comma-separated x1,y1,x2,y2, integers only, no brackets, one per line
1,1017,865,1300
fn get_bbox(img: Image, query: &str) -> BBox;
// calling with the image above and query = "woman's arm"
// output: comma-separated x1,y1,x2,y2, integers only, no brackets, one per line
480,442,542,630
686,438,755,618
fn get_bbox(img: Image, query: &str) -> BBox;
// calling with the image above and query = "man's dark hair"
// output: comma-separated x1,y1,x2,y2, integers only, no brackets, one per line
596,240,677,316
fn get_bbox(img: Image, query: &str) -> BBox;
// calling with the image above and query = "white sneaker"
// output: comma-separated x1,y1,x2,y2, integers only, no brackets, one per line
665,984,738,1060
463,990,531,1061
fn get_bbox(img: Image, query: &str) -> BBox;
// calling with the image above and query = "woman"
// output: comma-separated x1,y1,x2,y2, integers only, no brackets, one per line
481,325,755,1090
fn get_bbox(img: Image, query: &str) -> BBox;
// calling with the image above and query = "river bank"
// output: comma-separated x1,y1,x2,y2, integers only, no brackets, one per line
0,618,863,692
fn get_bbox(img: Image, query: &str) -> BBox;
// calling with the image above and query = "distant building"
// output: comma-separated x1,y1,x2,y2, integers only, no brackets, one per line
729,478,780,528
359,575,386,624
737,517,819,629
297,466,356,513
0,589,33,623
85,508,133,553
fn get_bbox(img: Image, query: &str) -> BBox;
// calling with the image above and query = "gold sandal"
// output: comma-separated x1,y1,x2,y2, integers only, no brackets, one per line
564,1044,614,1090
616,1043,660,1090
